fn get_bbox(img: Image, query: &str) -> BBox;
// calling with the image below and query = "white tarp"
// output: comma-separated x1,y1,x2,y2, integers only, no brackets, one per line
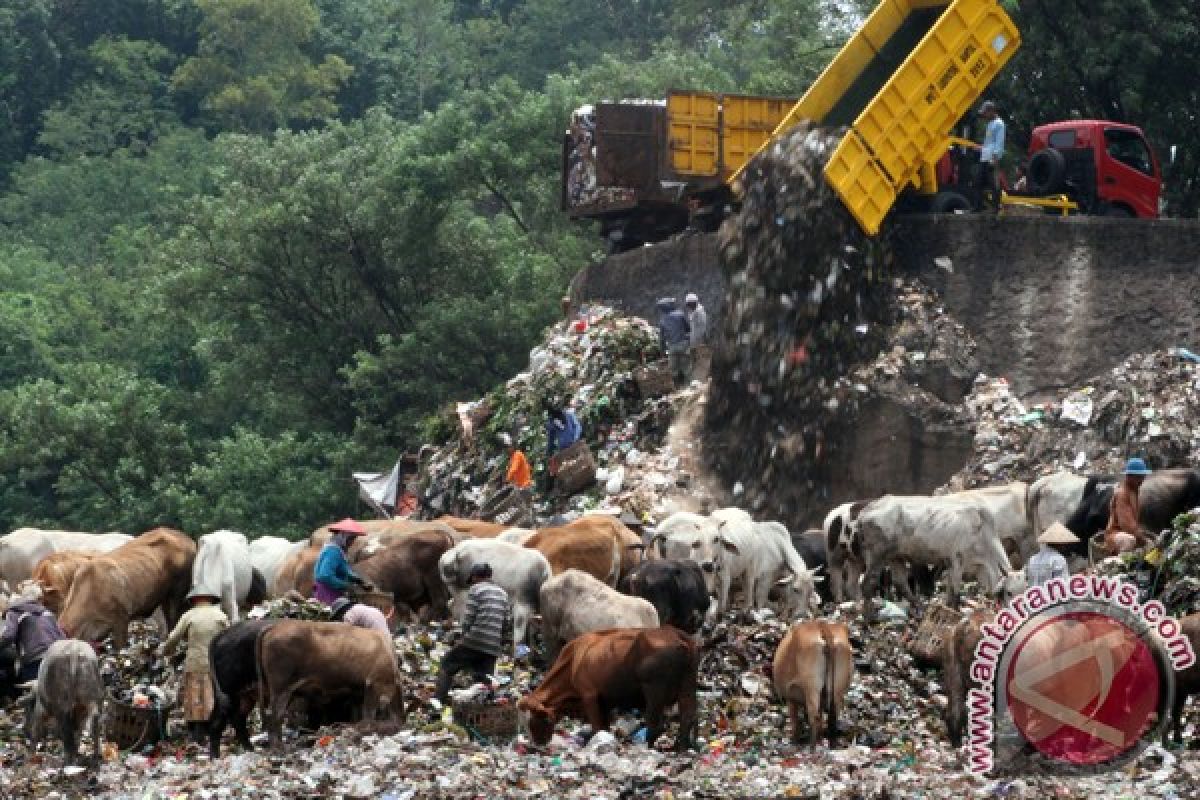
353,460,401,518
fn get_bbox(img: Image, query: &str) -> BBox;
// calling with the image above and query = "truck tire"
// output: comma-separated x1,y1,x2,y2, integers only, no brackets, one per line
930,190,972,213
1028,148,1066,194
1105,205,1133,218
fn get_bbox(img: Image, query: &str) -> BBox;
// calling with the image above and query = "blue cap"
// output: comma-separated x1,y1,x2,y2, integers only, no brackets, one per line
1124,457,1151,476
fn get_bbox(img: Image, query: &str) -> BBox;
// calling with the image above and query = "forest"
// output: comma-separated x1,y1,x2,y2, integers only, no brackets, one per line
1,0,1196,538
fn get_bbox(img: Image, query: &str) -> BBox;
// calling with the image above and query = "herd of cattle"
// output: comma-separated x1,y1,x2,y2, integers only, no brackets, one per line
3,466,1200,765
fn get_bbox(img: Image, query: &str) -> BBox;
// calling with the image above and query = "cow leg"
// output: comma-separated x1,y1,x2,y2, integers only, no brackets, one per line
60,714,79,766
513,604,530,654
804,688,822,749
861,561,884,622
945,557,964,607
845,559,864,604
580,692,608,734
91,703,102,764
889,562,918,606
787,700,801,745
233,692,257,750
267,687,294,750
674,673,698,751
827,552,845,605
209,692,230,758
825,689,840,748
718,571,732,615
753,573,773,612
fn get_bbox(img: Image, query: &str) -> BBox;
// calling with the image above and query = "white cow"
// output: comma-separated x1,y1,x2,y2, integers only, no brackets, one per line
822,502,868,604
438,539,551,654
0,529,131,586
710,508,821,618
950,483,1032,566
649,512,724,594
249,537,304,598
1027,472,1093,538
538,569,659,660
193,530,253,623
497,528,535,546
853,496,1017,619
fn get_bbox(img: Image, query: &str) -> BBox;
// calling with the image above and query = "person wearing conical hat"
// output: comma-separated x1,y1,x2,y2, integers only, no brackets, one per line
1105,457,1153,555
312,518,369,605
161,586,229,743
1027,523,1079,586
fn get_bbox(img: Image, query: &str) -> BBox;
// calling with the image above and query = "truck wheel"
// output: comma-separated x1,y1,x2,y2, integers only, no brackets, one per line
930,191,972,213
1105,205,1133,218
1028,149,1066,194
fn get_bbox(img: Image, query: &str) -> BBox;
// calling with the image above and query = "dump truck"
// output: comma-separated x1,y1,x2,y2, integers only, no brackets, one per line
562,0,1160,248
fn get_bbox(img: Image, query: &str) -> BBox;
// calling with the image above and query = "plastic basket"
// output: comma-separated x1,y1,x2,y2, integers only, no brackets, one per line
105,695,171,750
452,699,518,741
910,601,962,665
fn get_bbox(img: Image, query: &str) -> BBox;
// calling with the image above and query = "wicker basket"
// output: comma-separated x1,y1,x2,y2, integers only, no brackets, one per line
910,601,963,665
351,587,396,625
452,699,518,741
550,440,596,496
633,361,674,398
105,696,171,750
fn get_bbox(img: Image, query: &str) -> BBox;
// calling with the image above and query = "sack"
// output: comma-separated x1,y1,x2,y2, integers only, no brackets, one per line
551,440,596,495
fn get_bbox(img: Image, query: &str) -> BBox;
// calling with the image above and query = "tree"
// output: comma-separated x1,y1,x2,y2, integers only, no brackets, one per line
991,0,1200,214
38,36,181,157
171,0,352,133
0,1,60,185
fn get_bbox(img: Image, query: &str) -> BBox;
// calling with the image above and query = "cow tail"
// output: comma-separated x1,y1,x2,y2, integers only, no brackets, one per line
820,622,835,722
255,626,269,718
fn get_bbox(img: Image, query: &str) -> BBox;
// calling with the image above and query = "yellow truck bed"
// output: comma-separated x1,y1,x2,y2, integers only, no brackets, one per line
737,0,1021,235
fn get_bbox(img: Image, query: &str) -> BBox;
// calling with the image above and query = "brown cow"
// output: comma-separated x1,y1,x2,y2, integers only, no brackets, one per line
354,529,457,621
1164,612,1200,746
518,627,699,750
256,620,405,749
435,516,510,538
524,526,621,585
941,607,992,748
272,544,320,598
58,528,197,647
773,620,854,747
523,515,646,585
32,550,97,613
310,519,459,563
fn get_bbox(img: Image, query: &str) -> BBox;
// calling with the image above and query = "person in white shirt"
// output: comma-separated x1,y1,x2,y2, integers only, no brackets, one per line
1026,522,1078,586
978,100,1006,211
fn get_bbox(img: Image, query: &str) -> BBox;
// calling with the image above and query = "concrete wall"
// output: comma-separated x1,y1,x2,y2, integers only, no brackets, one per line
572,215,1200,394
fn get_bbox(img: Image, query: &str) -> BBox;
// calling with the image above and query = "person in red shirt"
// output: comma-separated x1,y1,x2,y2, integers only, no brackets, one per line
480,434,533,525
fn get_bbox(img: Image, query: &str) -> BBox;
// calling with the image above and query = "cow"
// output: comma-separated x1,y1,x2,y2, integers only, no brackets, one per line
538,569,660,661
619,559,711,634
951,483,1032,566
772,620,854,747
439,539,551,651
273,544,320,598
823,503,867,605
208,618,279,758
0,529,131,586
354,528,457,622
31,550,96,613
310,518,454,550
1027,472,1090,543
435,516,510,538
853,497,1016,620
650,512,724,597
518,627,699,751
1066,468,1200,552
23,639,105,766
1164,612,1200,747
249,537,305,596
941,607,991,747
58,528,197,647
194,530,254,623
256,620,405,750
497,528,535,545
572,514,647,578
710,508,821,617
524,526,622,586
352,521,462,563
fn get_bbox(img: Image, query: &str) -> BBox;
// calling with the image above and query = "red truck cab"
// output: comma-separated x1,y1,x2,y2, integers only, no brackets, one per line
1027,121,1161,218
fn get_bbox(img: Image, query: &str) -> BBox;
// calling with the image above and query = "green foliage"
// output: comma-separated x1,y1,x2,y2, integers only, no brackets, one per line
172,0,352,132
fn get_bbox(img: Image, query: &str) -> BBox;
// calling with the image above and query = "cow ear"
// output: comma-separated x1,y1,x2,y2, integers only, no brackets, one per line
720,539,739,554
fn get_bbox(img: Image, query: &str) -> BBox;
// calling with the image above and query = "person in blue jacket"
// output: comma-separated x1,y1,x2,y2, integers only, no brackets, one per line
313,518,370,605
544,405,582,493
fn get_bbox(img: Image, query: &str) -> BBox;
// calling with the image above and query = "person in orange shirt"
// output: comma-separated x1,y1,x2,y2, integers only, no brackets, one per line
503,434,532,490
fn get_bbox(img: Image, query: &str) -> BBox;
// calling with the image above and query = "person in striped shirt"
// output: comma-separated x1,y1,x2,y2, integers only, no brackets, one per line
435,563,510,702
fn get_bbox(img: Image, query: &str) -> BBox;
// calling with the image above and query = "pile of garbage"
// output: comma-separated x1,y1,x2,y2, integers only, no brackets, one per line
97,622,173,705
1092,509,1200,619
949,349,1200,489
7,609,1200,798
249,595,335,622
418,305,723,523
706,122,897,521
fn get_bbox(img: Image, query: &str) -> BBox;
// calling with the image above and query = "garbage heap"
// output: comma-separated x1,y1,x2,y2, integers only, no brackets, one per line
947,349,1200,489
1094,508,1200,619
418,306,723,523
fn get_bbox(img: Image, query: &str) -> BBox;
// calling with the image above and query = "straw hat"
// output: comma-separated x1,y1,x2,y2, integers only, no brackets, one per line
186,585,220,602
1038,523,1080,545
329,518,367,536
